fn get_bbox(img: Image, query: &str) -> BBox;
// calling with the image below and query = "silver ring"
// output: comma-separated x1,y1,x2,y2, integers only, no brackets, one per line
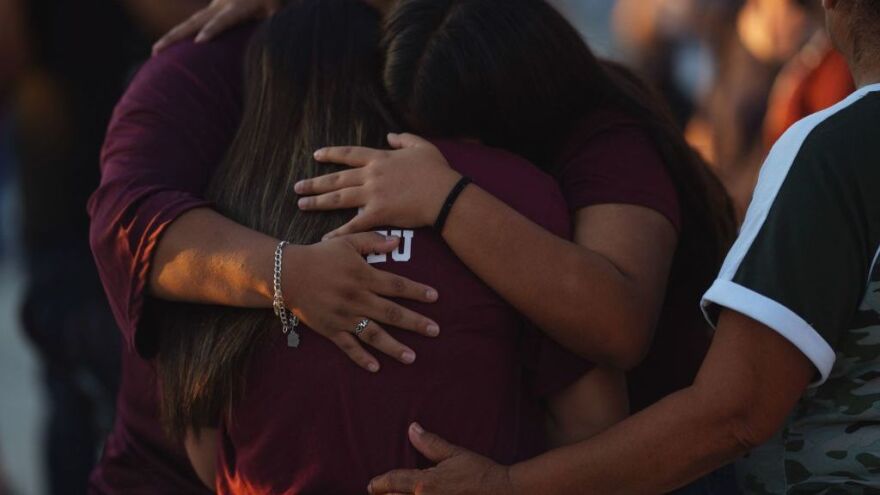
354,319,370,337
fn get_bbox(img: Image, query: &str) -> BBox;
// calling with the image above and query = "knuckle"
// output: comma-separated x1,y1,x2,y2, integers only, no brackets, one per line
390,277,406,294
384,305,403,324
331,192,343,205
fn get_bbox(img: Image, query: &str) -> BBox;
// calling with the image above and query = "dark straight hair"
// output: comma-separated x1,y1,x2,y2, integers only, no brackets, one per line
149,0,397,439
383,0,737,404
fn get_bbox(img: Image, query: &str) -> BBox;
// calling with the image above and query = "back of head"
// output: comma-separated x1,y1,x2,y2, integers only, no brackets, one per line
383,0,606,164
384,0,736,384
150,0,396,439
828,0,880,63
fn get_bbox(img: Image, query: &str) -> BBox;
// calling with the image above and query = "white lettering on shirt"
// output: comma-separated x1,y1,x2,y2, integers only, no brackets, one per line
367,229,414,264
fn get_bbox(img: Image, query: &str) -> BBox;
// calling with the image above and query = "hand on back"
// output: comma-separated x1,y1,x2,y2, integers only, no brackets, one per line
152,0,281,55
298,133,462,239
152,0,397,55
284,232,441,373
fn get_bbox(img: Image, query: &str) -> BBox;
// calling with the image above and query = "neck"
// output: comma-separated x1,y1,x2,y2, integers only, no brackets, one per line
847,40,880,88
852,64,880,88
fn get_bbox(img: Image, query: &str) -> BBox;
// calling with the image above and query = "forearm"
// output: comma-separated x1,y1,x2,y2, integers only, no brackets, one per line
512,385,745,495
149,208,277,308
442,186,648,367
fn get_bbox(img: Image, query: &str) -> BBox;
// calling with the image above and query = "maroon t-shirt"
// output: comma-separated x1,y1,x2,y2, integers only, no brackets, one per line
217,141,570,494
88,23,688,494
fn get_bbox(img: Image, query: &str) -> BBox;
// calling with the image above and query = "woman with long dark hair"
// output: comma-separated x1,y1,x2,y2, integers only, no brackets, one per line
302,0,736,415
152,0,609,492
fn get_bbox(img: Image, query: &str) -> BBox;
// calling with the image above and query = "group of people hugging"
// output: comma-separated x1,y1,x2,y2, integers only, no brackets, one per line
87,0,880,494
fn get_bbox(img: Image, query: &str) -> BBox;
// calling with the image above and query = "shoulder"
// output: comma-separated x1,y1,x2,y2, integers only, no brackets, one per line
557,109,655,163
120,23,258,111
555,109,681,230
763,88,880,184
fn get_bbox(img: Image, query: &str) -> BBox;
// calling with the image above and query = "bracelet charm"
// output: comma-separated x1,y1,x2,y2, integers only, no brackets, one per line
273,240,301,348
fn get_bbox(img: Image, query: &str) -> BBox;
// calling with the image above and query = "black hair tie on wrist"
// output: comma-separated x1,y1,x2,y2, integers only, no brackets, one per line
433,176,472,233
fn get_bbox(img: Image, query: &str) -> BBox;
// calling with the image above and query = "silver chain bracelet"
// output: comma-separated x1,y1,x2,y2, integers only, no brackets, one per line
273,241,300,348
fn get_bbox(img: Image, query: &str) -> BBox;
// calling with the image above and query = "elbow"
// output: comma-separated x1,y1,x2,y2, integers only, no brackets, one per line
599,314,654,371
606,335,651,371
724,410,778,455
708,391,781,456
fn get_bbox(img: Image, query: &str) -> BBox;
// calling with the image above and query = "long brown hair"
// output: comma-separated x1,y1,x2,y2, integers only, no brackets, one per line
149,0,397,439
383,0,737,407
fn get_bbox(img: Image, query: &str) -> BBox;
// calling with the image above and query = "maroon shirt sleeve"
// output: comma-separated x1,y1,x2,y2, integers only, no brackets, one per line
557,110,682,231
87,25,255,355
530,111,683,399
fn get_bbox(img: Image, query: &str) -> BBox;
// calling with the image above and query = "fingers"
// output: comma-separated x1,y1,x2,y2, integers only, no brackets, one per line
362,295,439,338
333,333,380,373
322,214,377,240
371,271,439,304
294,169,364,195
408,423,459,463
387,132,430,149
313,146,388,167
195,4,240,42
368,469,422,495
297,187,364,211
344,232,400,256
152,6,215,54
355,320,417,365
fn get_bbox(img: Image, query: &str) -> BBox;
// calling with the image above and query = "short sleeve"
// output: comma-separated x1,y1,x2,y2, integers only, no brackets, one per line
557,114,681,231
702,109,876,385
87,25,254,356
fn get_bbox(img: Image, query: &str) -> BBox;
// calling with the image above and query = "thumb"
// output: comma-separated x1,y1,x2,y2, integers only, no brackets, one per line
408,423,459,464
344,232,400,255
387,132,430,150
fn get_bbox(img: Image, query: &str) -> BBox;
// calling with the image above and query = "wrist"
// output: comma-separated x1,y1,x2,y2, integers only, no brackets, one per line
278,242,308,312
425,169,463,226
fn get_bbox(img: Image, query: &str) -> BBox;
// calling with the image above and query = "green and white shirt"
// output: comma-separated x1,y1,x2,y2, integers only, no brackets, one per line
702,83,880,494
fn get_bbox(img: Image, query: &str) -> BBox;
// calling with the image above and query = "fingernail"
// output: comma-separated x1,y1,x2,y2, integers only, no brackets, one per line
426,289,438,301
386,235,398,242
411,423,424,435
368,363,379,373
426,324,439,337
195,32,207,43
321,235,331,242
313,149,324,159
401,350,416,364
294,181,304,193
298,198,309,208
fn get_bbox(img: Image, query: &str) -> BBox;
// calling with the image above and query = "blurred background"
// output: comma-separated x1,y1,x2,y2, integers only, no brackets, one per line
0,0,852,494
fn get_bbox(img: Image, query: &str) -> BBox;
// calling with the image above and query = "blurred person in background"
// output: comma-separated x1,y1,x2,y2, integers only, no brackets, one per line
612,0,742,128
6,1,204,493
762,0,854,147
687,0,845,218
615,0,849,220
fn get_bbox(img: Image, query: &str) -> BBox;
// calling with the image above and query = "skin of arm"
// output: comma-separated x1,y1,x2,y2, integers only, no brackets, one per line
301,135,677,369
368,309,814,494
185,428,219,489
545,367,629,447
439,187,677,369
